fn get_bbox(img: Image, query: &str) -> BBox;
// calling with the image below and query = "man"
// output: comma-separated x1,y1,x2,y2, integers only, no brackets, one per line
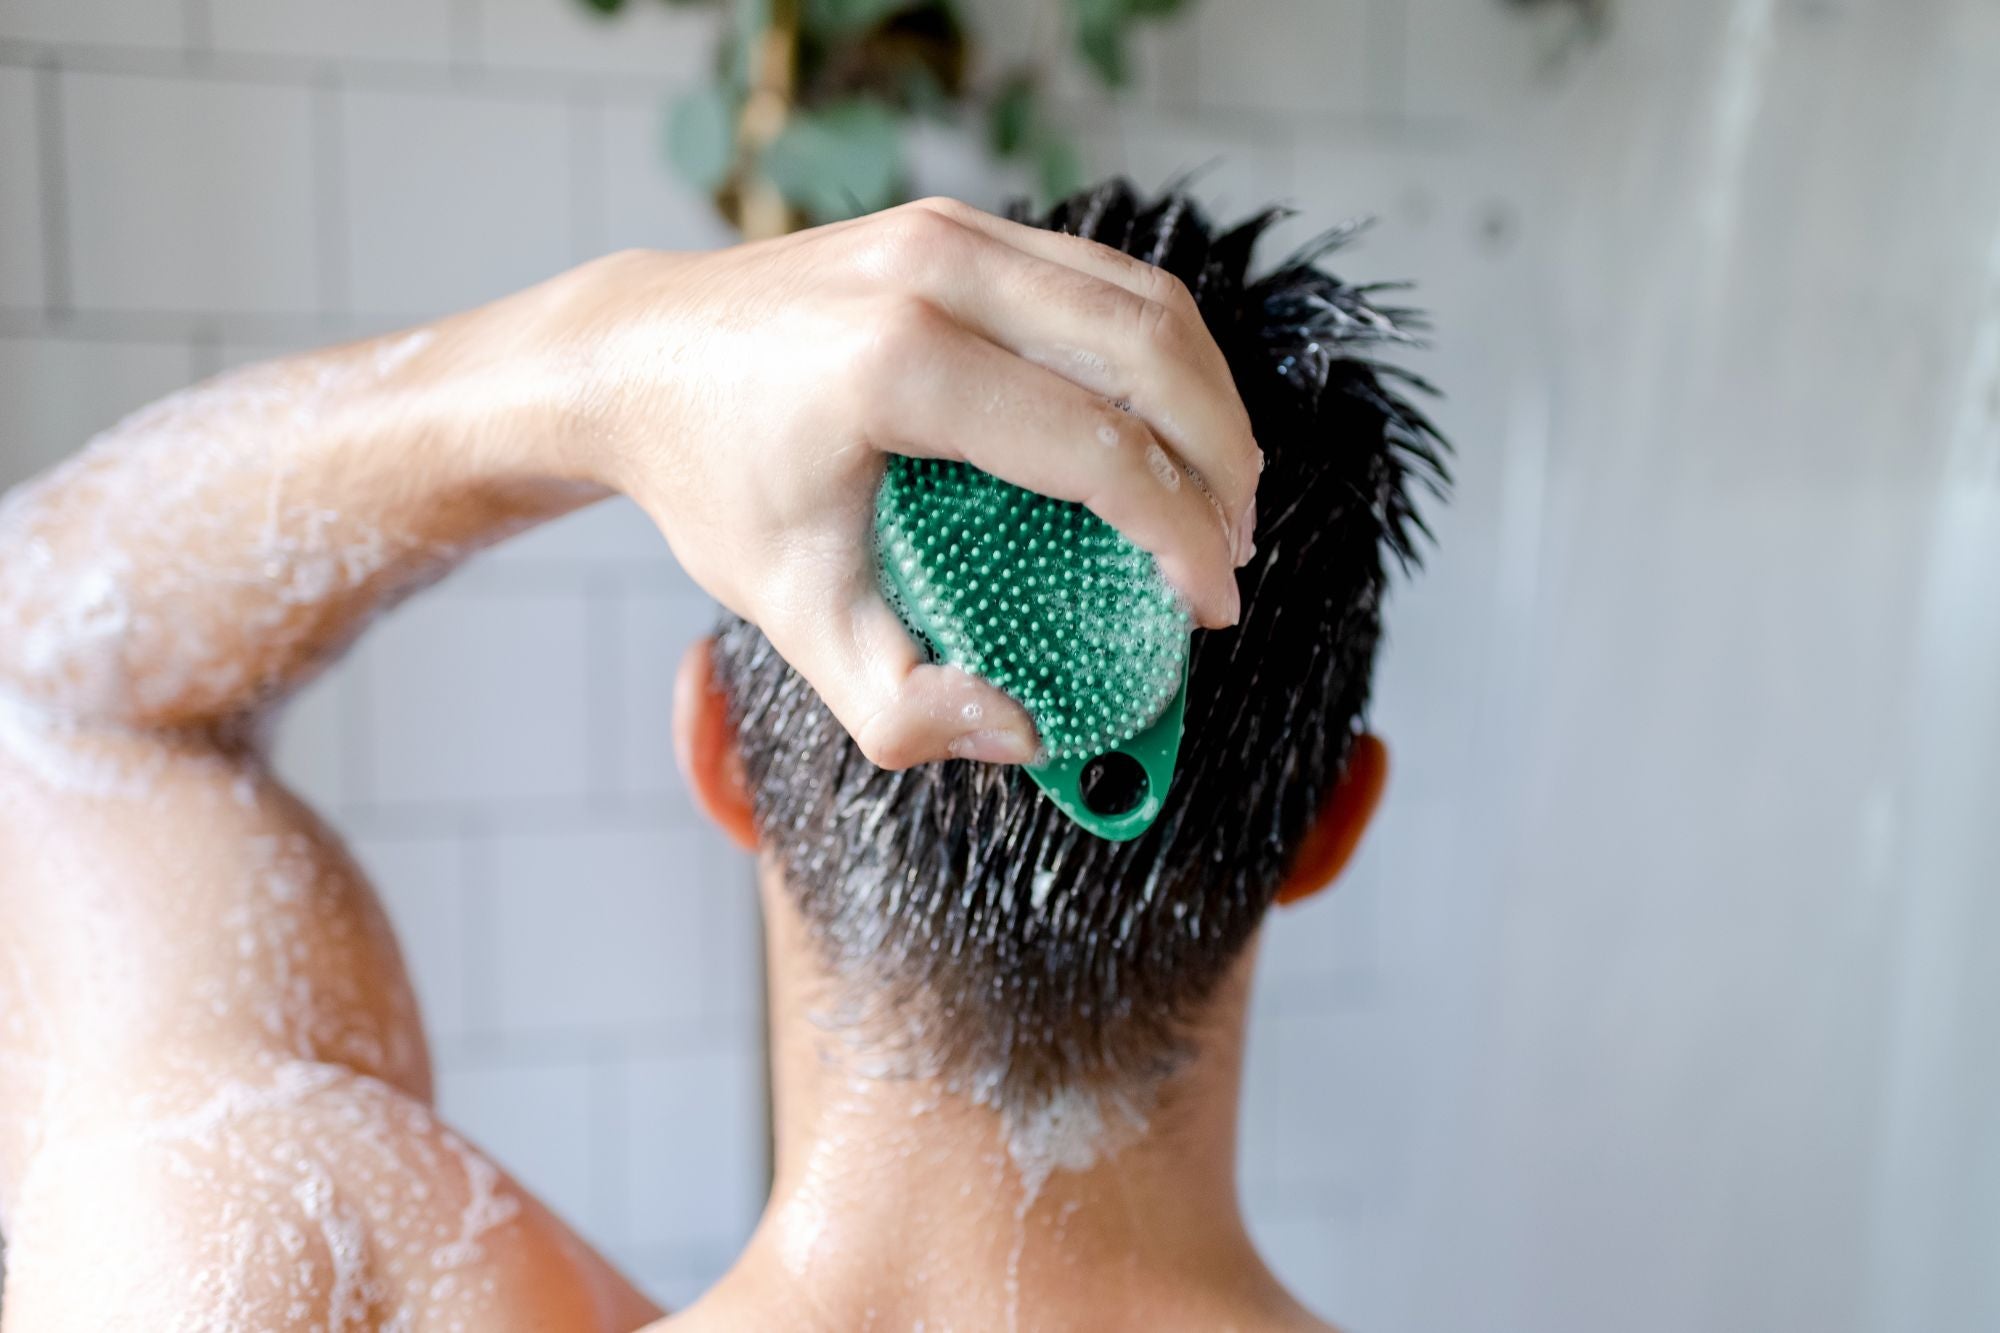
0,181,1442,1330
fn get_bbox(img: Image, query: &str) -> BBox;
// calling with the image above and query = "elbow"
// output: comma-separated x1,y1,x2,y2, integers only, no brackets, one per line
0,488,180,730
0,559,144,725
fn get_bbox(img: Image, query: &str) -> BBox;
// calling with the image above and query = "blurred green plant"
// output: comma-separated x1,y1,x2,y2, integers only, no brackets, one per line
577,0,1194,237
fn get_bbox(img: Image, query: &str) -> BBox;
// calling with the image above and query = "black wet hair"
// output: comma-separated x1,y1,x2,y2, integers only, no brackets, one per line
712,178,1448,1112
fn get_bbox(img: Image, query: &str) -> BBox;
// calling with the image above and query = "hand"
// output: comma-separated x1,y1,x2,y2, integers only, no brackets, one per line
560,198,1261,770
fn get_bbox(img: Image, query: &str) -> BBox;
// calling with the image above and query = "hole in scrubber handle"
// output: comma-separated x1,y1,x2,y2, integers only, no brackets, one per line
1023,665,1186,842
1079,750,1149,817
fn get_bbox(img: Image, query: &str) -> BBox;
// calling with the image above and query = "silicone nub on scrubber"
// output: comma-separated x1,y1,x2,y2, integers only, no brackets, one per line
875,456,1192,841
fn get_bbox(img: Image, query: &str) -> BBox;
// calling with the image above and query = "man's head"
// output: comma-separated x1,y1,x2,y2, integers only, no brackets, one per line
681,180,1446,1124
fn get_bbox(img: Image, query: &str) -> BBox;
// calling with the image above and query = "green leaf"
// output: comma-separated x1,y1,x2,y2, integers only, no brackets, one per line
806,0,910,34
761,100,905,222
1126,0,1188,15
579,0,627,13
1037,134,1084,203
901,61,950,116
988,75,1036,157
667,86,739,191
1076,19,1128,85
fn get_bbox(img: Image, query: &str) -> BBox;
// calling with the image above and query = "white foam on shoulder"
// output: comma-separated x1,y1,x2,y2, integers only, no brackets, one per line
429,1129,522,1271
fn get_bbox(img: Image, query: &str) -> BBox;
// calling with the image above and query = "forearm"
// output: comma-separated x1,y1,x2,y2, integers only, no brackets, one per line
0,269,611,732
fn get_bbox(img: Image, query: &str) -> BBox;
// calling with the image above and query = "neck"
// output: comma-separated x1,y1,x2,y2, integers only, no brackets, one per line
698,875,1311,1332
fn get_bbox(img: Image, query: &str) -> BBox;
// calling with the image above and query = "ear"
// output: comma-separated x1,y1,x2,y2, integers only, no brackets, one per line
1274,734,1388,908
674,638,759,853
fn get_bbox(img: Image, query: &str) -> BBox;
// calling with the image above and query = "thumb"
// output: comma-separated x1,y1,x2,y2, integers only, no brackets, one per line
761,584,1041,771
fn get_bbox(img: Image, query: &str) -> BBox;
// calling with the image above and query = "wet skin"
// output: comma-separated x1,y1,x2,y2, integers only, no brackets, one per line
0,199,1371,1330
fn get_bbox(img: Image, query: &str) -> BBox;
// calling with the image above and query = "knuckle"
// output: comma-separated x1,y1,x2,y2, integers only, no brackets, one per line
855,711,923,771
1063,273,1140,327
1090,403,1149,453
1138,262,1195,313
1068,231,1148,278
867,206,964,274
889,293,953,349
1134,270,1210,365
1132,294,1184,352
910,195,980,226
861,295,952,371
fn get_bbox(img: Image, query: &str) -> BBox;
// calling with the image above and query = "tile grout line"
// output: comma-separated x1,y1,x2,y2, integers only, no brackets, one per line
33,53,71,321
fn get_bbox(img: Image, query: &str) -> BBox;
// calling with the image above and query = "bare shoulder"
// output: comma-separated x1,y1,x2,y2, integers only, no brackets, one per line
0,721,660,1332
0,1059,660,1332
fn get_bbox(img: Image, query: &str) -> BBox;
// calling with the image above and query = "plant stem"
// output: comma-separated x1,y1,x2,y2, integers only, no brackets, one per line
737,0,802,238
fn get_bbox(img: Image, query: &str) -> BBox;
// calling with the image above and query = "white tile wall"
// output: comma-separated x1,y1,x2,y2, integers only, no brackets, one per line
474,0,713,80
0,0,182,50
597,98,738,255
0,68,45,310
266,661,356,810
61,72,321,313
348,832,475,1040
1239,1007,1377,1207
613,585,707,807
1193,0,1374,118
1246,1212,1346,1318
207,0,459,65
1404,0,1559,121
1255,828,1379,1001
438,1053,609,1243
623,1047,766,1251
478,495,676,569
0,336,196,480
341,86,575,317
486,827,715,1034
358,588,595,806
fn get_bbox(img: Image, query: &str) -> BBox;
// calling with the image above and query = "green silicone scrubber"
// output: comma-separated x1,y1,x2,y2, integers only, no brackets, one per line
875,455,1192,841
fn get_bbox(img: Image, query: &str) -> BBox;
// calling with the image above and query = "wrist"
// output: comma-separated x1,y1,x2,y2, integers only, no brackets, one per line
524,248,693,497
430,263,616,488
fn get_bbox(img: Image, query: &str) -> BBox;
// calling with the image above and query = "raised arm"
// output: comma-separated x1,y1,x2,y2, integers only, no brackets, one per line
0,281,608,733
0,281,666,1329
0,199,1261,1331
0,201,1258,754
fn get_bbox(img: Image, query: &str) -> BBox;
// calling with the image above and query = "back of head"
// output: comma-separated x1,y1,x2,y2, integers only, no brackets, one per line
713,179,1446,1135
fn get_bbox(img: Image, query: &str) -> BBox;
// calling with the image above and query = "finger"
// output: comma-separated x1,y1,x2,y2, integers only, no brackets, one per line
907,196,1169,303
759,572,1041,771
888,203,1261,558
859,307,1242,630
839,201,1261,555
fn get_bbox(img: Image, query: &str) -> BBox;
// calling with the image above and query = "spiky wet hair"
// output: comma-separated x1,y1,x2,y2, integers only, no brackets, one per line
713,179,1448,1113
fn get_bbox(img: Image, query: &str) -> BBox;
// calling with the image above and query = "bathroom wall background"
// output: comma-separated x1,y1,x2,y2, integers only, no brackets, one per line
2,1,1996,1328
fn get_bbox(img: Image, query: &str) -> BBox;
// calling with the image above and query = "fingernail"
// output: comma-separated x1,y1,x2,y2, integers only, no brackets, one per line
949,728,1039,765
1219,578,1242,627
